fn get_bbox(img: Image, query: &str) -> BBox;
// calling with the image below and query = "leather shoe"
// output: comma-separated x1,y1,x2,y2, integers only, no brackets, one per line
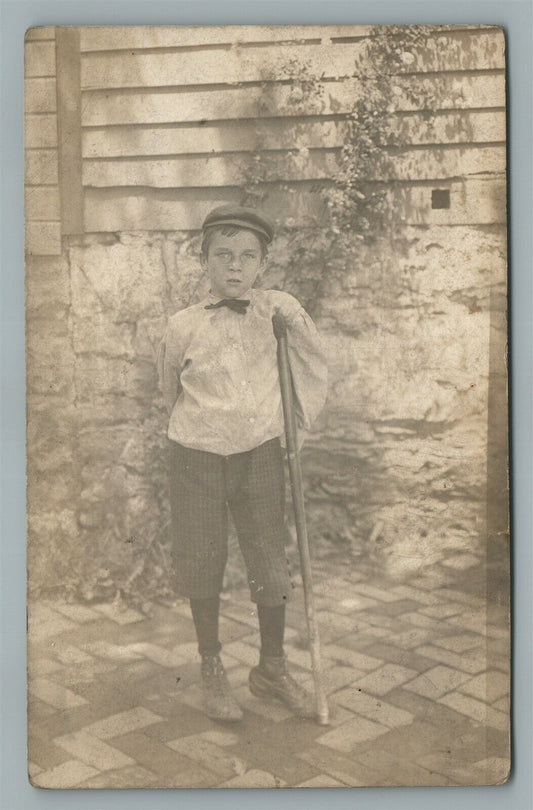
249,655,316,719
201,654,243,722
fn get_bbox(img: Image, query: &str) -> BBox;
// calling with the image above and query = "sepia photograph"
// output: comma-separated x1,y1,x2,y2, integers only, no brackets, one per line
25,23,510,789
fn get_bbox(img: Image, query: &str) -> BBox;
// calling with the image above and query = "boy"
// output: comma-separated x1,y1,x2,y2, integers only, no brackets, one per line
157,205,327,722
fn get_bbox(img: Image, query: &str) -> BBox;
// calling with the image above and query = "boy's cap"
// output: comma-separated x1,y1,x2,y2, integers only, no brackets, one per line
202,205,274,243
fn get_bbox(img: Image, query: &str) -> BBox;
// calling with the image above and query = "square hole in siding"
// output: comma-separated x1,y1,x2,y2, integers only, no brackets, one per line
432,189,450,209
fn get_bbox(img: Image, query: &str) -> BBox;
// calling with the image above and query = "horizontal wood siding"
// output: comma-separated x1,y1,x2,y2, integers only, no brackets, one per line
25,186,61,220
25,114,58,148
81,75,505,127
83,145,506,188
24,78,57,114
25,40,57,77
83,176,506,232
78,24,496,51
26,25,507,239
80,33,504,90
24,28,61,255
82,111,506,158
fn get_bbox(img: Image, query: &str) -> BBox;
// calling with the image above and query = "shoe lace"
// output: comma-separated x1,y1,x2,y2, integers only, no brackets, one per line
202,656,230,696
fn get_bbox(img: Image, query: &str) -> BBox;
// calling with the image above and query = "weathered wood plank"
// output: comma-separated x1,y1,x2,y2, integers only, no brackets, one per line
25,27,56,42
25,221,62,255
81,42,361,89
389,144,506,181
82,145,506,188
25,41,56,77
25,186,61,220
84,188,242,231
82,120,340,157
82,153,278,188
80,25,375,52
81,32,504,90
79,24,497,52
81,74,505,126
25,114,58,148
396,110,506,146
84,187,328,231
83,175,506,232
25,149,59,185
81,110,506,159
25,78,57,114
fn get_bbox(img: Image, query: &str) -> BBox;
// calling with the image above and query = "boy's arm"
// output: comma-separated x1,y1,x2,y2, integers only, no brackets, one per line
156,325,183,416
273,296,328,431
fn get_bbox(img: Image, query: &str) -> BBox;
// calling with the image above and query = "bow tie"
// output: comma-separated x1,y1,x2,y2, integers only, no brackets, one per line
204,299,250,314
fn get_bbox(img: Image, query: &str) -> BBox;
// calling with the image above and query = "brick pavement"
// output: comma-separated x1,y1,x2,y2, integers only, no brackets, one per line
27,561,510,789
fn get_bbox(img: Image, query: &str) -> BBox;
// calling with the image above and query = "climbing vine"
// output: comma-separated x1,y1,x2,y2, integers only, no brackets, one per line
239,25,466,315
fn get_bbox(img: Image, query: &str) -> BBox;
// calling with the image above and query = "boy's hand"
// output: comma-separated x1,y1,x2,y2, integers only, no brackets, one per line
272,308,289,340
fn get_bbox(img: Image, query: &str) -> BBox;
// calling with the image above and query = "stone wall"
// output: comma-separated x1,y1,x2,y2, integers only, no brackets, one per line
26,223,506,600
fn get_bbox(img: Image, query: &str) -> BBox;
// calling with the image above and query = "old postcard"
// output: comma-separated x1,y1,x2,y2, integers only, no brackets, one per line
25,24,510,788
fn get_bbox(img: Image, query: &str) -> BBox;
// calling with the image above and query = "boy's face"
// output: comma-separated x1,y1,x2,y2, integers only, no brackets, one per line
201,229,266,299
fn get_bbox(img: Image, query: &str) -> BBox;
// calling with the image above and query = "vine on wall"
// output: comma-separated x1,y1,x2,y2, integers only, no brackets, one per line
240,25,468,316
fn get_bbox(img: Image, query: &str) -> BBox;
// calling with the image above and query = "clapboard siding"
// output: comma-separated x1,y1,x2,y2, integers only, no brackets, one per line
24,29,61,254
80,33,504,90
82,111,506,158
83,145,506,188
25,114,59,148
25,186,61,220
77,26,505,235
80,25,371,50
83,175,506,232
25,25,506,245
79,24,497,52
25,149,60,185
80,42,367,89
81,74,505,128
25,41,56,77
394,110,506,145
25,78,57,114
82,120,343,158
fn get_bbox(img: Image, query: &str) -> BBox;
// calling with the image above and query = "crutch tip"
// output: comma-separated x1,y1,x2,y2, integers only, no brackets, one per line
317,712,330,726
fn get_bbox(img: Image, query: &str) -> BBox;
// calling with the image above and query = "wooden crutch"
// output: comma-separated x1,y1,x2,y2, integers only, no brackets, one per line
272,312,329,725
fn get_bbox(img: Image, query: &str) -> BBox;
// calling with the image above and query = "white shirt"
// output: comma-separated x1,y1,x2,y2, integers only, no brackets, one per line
157,289,328,455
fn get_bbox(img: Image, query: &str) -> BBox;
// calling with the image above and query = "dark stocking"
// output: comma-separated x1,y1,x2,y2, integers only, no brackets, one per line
189,596,222,657
257,603,285,658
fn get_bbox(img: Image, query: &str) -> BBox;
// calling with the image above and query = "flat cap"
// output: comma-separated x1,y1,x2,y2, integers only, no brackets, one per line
202,204,274,243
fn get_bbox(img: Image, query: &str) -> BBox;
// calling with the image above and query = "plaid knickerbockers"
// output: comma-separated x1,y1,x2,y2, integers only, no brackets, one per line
169,437,292,605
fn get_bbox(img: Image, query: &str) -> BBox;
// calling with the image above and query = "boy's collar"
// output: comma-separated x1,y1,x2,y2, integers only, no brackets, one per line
205,289,257,305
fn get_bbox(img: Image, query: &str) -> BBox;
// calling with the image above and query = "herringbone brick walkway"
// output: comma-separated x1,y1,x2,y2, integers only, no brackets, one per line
27,561,510,788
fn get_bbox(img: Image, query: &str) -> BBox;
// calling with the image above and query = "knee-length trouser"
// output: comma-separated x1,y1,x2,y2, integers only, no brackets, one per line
169,438,292,606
